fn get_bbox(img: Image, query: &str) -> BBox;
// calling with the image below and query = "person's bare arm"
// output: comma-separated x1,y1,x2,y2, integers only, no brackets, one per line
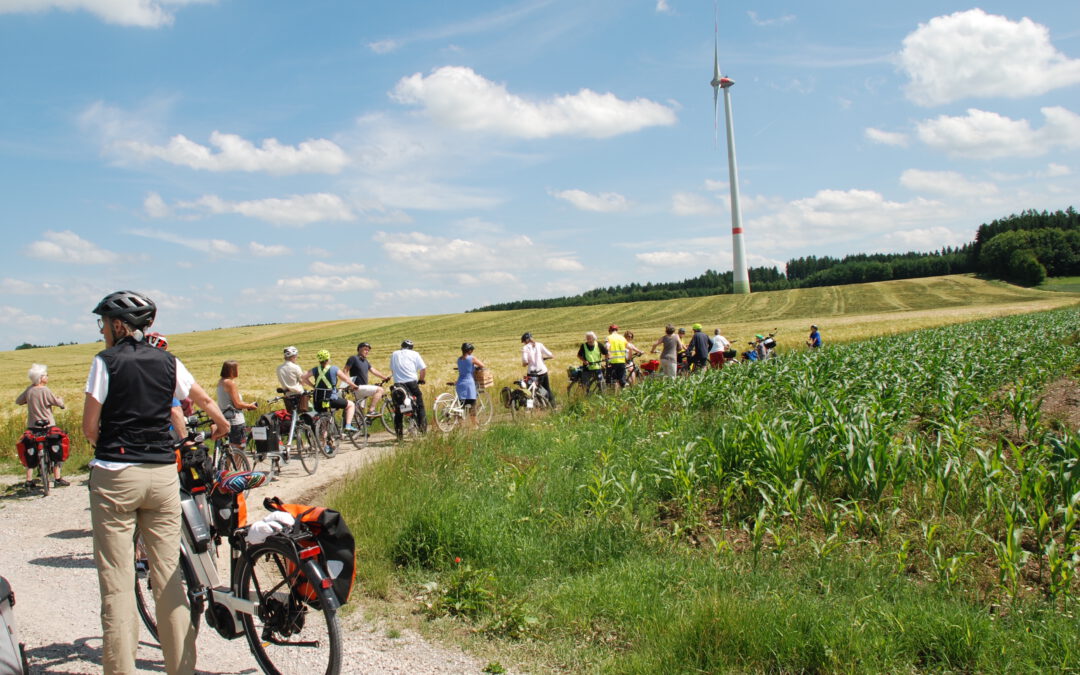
188,381,230,440
417,368,427,383
300,371,314,388
473,357,487,369
369,366,389,382
171,406,188,437
82,393,102,445
223,378,257,411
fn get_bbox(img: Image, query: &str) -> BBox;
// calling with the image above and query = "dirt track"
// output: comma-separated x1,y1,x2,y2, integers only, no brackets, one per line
0,432,493,674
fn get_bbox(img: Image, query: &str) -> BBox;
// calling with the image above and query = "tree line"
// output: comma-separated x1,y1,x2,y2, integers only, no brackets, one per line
470,207,1078,312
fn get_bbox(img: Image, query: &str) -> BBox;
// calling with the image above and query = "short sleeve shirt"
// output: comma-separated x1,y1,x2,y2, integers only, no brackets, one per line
390,349,426,383
345,355,371,385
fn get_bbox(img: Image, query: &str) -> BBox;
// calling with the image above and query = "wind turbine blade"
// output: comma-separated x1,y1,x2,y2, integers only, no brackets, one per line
712,1,720,144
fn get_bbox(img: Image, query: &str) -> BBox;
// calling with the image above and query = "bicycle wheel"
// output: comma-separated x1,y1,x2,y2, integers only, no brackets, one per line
404,413,421,438
313,416,336,458
344,412,368,449
296,425,319,475
375,397,394,434
38,448,51,496
134,529,201,643
585,374,605,396
476,391,494,427
432,393,458,432
240,542,342,675
219,447,252,475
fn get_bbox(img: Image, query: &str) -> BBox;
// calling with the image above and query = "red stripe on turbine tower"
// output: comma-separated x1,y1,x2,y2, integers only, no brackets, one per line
732,227,744,235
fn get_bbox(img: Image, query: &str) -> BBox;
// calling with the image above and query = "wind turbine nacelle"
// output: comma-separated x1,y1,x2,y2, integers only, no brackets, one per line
719,77,734,88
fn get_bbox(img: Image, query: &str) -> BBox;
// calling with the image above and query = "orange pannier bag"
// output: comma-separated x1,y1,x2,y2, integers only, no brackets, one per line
263,496,356,605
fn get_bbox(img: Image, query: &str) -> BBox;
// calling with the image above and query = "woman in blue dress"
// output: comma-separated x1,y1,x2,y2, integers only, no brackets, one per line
456,342,487,428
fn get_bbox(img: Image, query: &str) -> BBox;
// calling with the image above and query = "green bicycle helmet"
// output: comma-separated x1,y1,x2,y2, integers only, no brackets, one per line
317,349,330,362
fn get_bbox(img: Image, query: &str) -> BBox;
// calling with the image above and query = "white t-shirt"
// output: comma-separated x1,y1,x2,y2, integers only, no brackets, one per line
276,360,305,394
710,335,731,354
85,354,195,471
390,349,426,383
522,341,553,375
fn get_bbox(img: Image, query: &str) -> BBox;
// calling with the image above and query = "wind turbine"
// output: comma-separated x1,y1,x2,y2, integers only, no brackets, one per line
711,4,750,295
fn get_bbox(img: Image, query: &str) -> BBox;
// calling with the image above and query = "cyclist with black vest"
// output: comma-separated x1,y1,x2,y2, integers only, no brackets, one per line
82,290,228,675
301,349,361,432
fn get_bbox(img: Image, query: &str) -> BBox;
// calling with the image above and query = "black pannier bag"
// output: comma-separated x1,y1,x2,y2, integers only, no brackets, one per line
252,413,280,458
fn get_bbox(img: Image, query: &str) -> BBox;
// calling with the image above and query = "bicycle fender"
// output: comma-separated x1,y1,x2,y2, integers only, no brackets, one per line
299,558,342,611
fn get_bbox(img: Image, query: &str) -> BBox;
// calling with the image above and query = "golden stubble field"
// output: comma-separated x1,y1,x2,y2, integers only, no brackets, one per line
2,274,1077,419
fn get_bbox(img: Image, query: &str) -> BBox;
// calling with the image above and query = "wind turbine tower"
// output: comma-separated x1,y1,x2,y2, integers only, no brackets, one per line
711,11,750,294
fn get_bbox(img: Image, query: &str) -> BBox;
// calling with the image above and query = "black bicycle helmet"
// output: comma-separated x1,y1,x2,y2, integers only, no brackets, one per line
401,339,414,349
521,332,532,343
92,290,156,329
357,342,371,350
462,342,474,352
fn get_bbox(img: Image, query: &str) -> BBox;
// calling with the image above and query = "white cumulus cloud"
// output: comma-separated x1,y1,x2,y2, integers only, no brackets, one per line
129,228,239,256
864,128,909,147
249,242,289,257
636,251,699,267
391,66,676,139
276,276,379,292
899,169,997,198
550,189,629,212
546,257,584,272
174,193,356,226
310,262,366,275
0,0,211,28
672,191,721,216
899,8,1080,106
118,131,348,175
26,230,118,264
916,107,1080,159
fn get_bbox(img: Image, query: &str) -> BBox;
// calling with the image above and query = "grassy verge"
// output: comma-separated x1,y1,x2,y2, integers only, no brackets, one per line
334,308,1080,673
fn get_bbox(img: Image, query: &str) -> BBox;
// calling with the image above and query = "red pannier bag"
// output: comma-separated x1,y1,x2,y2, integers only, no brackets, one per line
263,496,356,605
15,430,41,469
640,359,660,372
46,427,70,463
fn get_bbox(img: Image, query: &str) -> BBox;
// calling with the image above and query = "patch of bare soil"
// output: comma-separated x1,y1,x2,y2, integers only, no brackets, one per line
1041,376,1080,431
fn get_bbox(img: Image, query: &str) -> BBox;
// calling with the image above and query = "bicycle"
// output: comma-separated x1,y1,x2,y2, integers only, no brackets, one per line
21,420,63,496
566,363,606,397
501,372,552,418
253,392,320,477
433,384,494,432
388,384,423,438
313,387,367,453
135,434,343,674
187,410,251,475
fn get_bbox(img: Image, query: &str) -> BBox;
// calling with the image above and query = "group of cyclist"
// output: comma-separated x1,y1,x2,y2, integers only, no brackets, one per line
13,286,826,675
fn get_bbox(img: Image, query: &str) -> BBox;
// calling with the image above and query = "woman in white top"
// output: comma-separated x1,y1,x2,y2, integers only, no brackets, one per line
216,360,258,446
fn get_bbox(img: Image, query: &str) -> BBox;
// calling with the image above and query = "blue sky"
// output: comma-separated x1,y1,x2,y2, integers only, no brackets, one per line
2,1,1078,348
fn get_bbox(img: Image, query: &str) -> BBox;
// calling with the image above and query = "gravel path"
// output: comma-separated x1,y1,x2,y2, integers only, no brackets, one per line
0,432,496,674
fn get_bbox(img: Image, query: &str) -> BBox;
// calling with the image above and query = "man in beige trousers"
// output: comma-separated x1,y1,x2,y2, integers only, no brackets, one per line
82,290,228,674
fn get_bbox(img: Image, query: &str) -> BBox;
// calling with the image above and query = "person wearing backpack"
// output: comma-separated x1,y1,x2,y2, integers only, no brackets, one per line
15,363,67,489
82,290,229,675
301,349,361,432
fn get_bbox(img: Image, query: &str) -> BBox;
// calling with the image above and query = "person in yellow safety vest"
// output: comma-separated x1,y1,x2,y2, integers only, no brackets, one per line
605,324,628,388
576,331,609,391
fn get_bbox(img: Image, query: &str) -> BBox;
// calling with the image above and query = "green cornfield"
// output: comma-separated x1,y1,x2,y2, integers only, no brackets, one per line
339,307,1080,673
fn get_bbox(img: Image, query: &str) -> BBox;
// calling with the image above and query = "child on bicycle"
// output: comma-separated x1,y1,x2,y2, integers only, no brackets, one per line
15,363,67,489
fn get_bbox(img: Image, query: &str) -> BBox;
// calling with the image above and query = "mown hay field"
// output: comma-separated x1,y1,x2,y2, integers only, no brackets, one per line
1,274,1077,426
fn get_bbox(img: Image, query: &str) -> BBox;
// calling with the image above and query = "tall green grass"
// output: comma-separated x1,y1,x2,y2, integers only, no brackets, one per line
335,307,1080,672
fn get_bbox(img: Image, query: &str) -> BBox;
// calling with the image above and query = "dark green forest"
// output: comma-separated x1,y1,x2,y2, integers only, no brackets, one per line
470,207,1079,312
